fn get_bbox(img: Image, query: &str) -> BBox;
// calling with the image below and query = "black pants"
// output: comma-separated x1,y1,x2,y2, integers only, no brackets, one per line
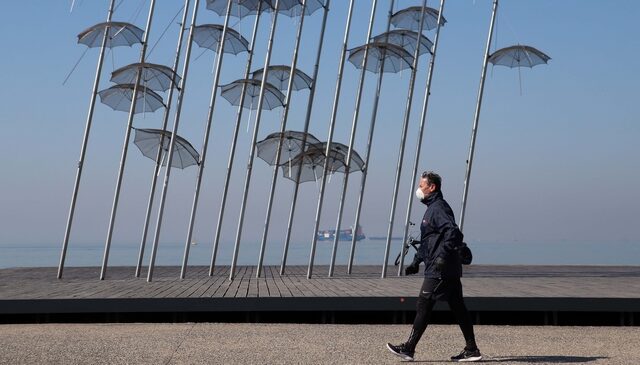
406,278,477,351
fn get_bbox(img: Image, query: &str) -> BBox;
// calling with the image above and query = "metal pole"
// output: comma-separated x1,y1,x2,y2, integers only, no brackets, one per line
398,0,446,276
346,0,396,275
146,0,212,282
280,0,330,275
229,0,281,281
135,0,192,278
381,1,429,279
100,0,157,280
256,0,308,278
460,0,498,232
201,2,266,278
327,0,385,277
58,0,117,279
306,0,356,279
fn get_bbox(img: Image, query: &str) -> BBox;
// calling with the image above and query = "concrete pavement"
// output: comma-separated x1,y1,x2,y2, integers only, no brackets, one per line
0,323,638,364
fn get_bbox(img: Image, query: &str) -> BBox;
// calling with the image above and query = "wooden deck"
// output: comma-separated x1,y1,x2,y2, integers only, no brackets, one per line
1,265,639,323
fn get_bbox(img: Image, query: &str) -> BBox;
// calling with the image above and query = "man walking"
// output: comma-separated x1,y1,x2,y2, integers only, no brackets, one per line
386,171,482,362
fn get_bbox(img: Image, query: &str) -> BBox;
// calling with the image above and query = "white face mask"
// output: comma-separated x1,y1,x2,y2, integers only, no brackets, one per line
415,188,425,201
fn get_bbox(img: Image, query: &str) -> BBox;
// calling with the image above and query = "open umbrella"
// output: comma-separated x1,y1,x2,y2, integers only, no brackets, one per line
256,130,320,165
132,128,200,169
193,24,250,55
282,148,346,183
390,6,446,31
489,44,550,94
220,79,285,110
277,0,325,17
309,142,365,172
111,62,181,92
206,0,275,18
373,30,433,56
98,84,165,113
348,42,414,74
77,21,145,48
252,65,313,92
489,45,550,68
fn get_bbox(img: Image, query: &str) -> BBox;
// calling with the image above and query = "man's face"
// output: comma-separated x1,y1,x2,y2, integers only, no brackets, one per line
418,178,437,198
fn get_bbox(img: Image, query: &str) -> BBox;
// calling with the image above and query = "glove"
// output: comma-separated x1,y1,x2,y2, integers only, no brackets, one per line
434,256,446,272
405,256,420,276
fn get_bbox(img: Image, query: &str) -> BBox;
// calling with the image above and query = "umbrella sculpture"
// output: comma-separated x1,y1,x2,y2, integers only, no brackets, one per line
348,42,414,74
192,24,250,55
147,0,238,282
308,142,365,173
203,0,272,278
279,0,331,276
254,1,322,278
489,44,551,94
135,0,192,279
132,128,200,169
206,0,275,18
459,0,550,234
111,62,181,92
277,0,324,17
98,84,165,113
281,148,347,183
373,30,433,56
77,21,145,48
220,79,286,110
256,130,321,166
308,0,378,279
60,1,128,278
100,0,158,281
390,5,446,31
252,65,313,92
489,44,551,68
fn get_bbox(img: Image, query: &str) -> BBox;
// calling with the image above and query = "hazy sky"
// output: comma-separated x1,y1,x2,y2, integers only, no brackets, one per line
0,0,638,262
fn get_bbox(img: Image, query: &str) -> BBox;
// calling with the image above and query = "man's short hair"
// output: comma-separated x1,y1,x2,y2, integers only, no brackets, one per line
421,171,442,191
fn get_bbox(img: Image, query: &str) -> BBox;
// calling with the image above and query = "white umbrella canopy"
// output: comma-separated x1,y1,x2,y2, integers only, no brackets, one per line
111,63,181,92
98,84,165,114
192,24,250,55
390,6,446,32
252,65,313,92
77,21,144,48
219,79,286,110
348,42,414,74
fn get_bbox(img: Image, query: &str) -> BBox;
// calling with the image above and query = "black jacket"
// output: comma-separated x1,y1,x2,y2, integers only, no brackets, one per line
415,190,464,278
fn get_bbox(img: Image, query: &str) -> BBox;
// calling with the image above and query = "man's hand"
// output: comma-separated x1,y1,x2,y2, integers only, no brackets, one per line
405,255,421,275
434,256,446,272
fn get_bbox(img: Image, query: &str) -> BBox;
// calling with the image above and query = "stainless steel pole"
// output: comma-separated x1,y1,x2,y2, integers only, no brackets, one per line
346,1,398,275
459,0,498,232
381,1,429,279
327,0,385,277
306,0,356,279
280,0,330,275
229,0,281,281
100,0,157,281
135,0,192,278
58,0,117,279
144,0,210,282
398,0,446,276
199,2,266,278
256,0,308,278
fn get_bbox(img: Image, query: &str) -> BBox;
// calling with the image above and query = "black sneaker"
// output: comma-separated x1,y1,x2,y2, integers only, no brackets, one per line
386,342,415,361
451,348,482,362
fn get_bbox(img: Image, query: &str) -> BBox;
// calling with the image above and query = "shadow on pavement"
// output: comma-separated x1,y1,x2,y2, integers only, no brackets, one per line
482,355,609,363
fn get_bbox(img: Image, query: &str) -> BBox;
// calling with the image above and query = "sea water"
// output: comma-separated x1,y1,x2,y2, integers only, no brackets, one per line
0,240,638,269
